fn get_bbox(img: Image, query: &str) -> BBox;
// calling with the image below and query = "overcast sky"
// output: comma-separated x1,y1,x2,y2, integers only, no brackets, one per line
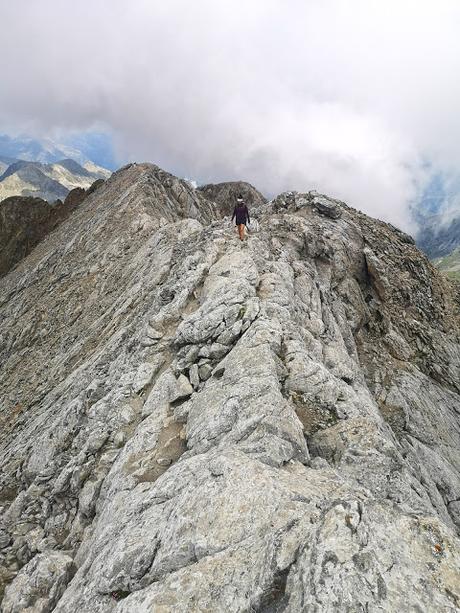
1,0,460,231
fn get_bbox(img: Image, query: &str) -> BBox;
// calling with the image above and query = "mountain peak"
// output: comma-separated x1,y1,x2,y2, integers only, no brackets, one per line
0,158,111,204
54,158,91,176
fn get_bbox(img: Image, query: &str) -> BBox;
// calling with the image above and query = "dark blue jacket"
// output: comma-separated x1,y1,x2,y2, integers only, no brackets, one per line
232,205,250,225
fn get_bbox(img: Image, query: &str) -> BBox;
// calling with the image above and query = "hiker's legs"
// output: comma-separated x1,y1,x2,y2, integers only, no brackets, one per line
238,224,245,241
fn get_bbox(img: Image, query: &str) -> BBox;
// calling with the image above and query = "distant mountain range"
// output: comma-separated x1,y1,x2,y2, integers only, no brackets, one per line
413,173,460,270
0,134,112,202
416,211,460,259
0,158,111,203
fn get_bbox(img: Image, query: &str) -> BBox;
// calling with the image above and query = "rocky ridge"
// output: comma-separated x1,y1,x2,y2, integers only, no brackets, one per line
0,163,459,612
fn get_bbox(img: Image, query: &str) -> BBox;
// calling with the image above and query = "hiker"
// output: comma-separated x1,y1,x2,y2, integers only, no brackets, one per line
231,194,250,241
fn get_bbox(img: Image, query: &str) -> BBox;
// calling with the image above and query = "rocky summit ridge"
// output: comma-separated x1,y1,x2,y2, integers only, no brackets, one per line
0,163,459,612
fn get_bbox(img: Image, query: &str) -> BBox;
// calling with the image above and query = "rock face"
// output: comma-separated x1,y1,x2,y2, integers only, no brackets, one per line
0,181,103,278
0,163,459,612
2,552,75,613
198,180,266,217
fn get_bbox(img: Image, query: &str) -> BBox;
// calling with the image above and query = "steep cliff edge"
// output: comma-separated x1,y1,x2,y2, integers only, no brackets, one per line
0,163,459,612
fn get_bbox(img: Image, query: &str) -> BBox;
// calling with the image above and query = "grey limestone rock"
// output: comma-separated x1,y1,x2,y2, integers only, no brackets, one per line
1,551,74,613
308,191,343,219
197,180,266,218
0,163,459,611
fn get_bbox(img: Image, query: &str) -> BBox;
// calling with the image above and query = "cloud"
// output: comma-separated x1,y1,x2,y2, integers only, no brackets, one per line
1,0,460,232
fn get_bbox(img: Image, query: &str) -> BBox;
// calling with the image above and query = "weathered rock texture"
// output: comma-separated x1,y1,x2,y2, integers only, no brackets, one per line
0,163,459,612
198,180,266,217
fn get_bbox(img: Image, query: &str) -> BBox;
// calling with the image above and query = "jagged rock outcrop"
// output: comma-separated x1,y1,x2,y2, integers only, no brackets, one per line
198,180,266,217
0,163,459,611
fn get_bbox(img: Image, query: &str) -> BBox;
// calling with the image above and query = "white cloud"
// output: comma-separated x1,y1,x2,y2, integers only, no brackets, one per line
1,0,460,232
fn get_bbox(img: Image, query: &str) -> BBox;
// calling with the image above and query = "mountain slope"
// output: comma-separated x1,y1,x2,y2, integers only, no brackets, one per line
0,182,102,279
0,164,459,611
0,159,111,203
434,247,460,280
0,156,17,176
0,163,69,203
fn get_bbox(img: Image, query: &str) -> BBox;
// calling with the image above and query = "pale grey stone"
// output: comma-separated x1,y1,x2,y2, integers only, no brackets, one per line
310,192,342,218
2,552,74,613
188,363,200,389
1,165,459,612
132,362,156,394
208,342,229,360
113,431,126,447
198,363,213,381
146,326,163,340
170,374,193,402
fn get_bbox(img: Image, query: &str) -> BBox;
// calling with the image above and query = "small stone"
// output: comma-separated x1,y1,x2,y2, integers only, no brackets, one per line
132,362,156,394
159,287,175,304
156,457,172,467
113,431,126,447
1,552,75,613
141,338,158,347
208,343,228,360
85,430,109,454
146,326,163,340
189,364,200,388
310,457,330,470
177,345,200,370
0,530,11,548
311,194,342,219
198,363,213,381
171,374,193,402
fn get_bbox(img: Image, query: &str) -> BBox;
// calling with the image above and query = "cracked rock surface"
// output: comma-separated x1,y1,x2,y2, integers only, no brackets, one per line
1,163,459,612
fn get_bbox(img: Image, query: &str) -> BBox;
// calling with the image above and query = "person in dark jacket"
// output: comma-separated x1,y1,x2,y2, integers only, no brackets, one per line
231,194,250,241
